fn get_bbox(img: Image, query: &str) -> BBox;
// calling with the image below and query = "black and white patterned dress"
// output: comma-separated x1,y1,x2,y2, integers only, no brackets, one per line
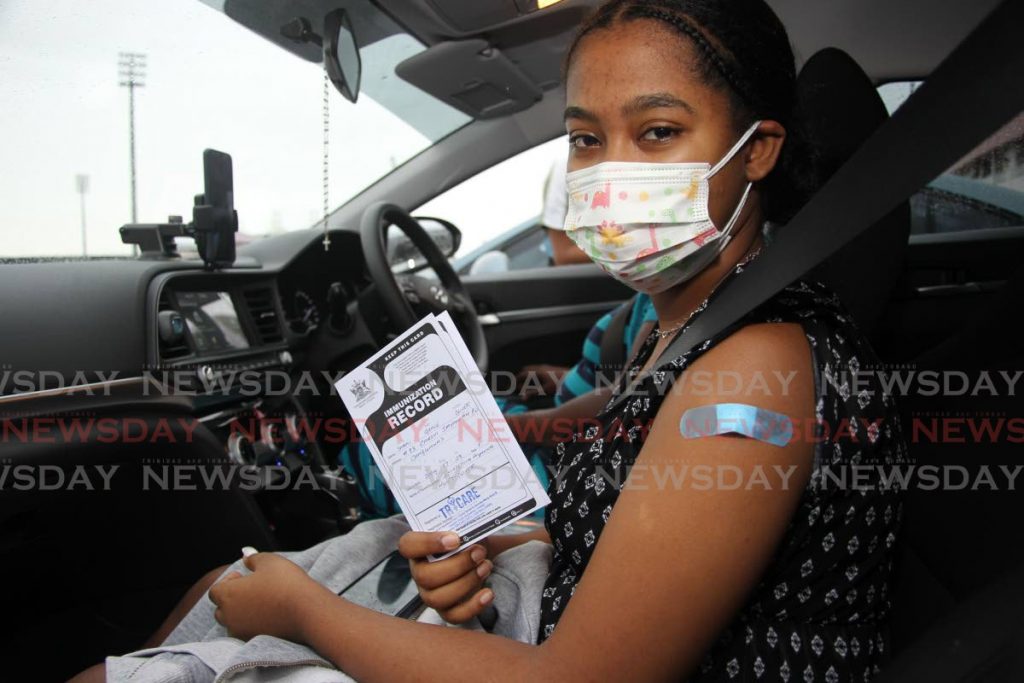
537,251,909,682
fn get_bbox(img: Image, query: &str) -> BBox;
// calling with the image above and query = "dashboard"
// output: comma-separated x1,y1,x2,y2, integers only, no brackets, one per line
150,231,374,371
0,227,396,569
0,229,382,481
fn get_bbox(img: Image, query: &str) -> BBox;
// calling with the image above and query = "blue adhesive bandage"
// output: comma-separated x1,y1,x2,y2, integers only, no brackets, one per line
679,403,793,447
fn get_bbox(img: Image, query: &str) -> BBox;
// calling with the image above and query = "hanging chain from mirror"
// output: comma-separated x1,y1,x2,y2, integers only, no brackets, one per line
322,69,331,251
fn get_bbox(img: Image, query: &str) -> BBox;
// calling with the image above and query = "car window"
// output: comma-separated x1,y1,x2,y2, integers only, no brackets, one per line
0,0,468,258
504,224,552,270
879,82,1024,236
416,136,568,268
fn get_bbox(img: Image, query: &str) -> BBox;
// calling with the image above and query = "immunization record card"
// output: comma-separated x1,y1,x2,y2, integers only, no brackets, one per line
336,311,549,561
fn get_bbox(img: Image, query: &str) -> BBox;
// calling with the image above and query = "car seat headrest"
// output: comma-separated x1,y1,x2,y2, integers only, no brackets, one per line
797,47,890,178
796,47,910,343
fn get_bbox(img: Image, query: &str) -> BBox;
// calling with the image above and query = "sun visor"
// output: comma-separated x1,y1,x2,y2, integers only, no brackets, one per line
427,0,520,32
395,39,542,119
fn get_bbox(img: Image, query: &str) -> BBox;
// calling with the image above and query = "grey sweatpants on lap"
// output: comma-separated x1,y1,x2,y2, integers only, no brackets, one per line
106,515,552,682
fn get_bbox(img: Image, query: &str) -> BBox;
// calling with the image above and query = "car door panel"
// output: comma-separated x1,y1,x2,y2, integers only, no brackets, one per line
461,263,633,373
875,226,1024,361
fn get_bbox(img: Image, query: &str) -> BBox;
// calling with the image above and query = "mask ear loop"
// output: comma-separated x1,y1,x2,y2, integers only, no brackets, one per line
706,119,761,241
705,120,763,179
718,180,754,239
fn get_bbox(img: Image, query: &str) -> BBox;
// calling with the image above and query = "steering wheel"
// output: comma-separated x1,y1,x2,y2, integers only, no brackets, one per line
360,202,488,374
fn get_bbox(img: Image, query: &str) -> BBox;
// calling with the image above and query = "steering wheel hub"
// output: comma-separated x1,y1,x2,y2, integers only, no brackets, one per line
359,202,488,374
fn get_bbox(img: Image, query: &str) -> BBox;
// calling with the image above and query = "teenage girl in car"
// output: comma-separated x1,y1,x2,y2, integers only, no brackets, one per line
73,1,906,680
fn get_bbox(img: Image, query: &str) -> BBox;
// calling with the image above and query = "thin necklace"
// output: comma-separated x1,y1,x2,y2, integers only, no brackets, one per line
653,244,764,340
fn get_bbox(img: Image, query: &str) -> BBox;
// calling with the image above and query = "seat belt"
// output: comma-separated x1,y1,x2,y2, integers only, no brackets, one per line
605,0,1024,412
599,295,635,372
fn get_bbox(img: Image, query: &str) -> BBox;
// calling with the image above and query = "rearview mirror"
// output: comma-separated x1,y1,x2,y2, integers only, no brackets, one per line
324,9,360,103
387,217,462,274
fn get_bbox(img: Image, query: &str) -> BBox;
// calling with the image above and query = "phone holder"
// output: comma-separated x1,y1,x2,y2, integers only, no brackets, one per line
192,192,238,269
119,149,238,270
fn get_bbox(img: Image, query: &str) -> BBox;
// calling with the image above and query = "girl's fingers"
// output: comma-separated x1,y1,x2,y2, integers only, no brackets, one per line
438,587,495,625
417,560,492,611
397,530,461,559
408,544,487,590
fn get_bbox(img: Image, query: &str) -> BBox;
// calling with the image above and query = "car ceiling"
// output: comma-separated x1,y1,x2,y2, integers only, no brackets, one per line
220,0,1004,84
220,0,1007,243
389,0,1005,82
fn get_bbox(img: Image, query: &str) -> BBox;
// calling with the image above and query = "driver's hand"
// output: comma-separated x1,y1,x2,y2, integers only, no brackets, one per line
398,531,493,624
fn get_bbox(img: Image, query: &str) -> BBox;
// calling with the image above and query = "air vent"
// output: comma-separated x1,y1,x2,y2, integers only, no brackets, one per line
157,291,190,361
243,288,284,344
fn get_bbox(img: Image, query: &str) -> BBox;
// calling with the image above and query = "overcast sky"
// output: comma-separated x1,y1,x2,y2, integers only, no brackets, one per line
0,0,560,258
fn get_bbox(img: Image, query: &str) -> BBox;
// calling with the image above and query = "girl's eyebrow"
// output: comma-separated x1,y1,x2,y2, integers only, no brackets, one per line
622,92,695,116
564,105,596,122
564,93,695,122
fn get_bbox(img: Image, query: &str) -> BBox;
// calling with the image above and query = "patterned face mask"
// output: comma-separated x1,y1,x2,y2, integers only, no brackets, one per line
561,120,761,294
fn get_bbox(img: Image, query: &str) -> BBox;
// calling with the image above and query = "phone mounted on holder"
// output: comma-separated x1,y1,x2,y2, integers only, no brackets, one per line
119,148,238,270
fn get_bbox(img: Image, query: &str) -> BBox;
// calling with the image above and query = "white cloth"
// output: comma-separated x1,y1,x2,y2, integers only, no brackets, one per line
106,516,552,682
541,145,570,230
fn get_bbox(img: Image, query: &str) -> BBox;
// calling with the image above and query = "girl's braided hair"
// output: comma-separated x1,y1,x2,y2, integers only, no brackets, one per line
564,0,817,224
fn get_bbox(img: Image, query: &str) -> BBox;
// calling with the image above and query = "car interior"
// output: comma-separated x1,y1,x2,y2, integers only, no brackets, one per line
1,0,1022,680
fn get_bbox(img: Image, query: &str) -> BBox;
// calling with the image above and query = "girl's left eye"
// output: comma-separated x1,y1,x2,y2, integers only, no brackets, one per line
641,127,680,142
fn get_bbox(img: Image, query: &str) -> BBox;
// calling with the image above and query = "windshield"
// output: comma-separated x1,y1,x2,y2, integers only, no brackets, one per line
0,0,469,258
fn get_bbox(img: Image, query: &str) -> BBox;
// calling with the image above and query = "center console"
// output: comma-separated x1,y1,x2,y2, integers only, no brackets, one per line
146,271,364,547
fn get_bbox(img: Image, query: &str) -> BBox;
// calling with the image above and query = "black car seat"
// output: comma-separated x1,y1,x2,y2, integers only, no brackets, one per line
788,48,952,663
798,48,911,345
883,188,1024,662
875,559,1024,682
790,47,1024,671
806,50,1024,681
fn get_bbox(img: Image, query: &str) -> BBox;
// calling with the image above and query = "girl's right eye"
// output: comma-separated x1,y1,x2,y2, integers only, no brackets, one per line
569,133,600,149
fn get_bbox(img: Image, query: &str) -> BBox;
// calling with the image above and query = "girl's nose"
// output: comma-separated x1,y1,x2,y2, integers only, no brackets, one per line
603,135,643,163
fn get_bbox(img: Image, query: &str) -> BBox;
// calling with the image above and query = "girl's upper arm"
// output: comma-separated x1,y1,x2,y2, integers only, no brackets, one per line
531,322,817,682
